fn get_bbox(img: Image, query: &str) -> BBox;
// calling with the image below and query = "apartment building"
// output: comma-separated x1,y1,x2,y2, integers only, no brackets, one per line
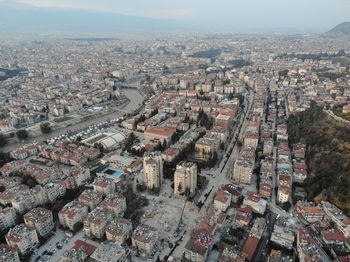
214,190,232,212
106,218,132,244
143,151,163,189
99,193,126,217
58,201,89,231
184,230,214,262
78,189,103,211
0,207,16,233
84,207,113,239
174,161,197,195
132,223,158,255
92,176,116,195
233,159,254,184
23,207,54,237
0,244,20,262
5,224,39,255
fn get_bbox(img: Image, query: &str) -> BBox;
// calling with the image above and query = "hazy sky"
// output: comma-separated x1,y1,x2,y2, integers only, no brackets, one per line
2,0,350,31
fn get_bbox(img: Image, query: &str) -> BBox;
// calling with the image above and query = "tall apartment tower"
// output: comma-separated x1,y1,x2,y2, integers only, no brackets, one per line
143,151,163,189
174,161,197,195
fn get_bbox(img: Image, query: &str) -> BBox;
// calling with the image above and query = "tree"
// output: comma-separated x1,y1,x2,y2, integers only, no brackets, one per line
73,222,83,233
0,133,7,147
177,183,183,193
0,186,5,192
40,122,51,134
16,129,28,139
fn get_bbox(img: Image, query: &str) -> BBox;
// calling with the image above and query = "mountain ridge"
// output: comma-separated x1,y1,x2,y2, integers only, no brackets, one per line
324,22,350,37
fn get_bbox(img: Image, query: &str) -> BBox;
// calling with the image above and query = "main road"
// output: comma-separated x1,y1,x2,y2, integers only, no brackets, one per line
2,88,144,152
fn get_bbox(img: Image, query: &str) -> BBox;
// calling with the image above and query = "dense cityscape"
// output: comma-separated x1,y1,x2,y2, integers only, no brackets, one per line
0,23,350,262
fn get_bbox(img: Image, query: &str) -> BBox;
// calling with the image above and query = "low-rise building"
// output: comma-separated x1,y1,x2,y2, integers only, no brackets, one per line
214,190,231,212
144,126,175,145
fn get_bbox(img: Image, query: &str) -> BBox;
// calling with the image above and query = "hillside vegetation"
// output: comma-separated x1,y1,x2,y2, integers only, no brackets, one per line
288,102,350,215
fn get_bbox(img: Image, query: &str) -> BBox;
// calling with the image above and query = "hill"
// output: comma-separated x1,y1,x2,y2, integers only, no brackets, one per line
288,102,350,216
0,1,186,34
324,22,350,37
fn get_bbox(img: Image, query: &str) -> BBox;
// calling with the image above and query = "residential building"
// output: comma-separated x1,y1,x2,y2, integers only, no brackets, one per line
99,193,126,217
213,190,232,212
106,218,132,244
0,244,20,262
23,207,54,237
0,207,16,233
93,176,116,195
184,230,214,262
270,225,295,250
277,186,290,204
322,201,350,238
195,137,215,160
131,223,158,255
5,224,39,255
243,191,267,215
78,189,103,211
58,201,89,231
233,159,254,184
143,151,163,189
84,207,113,239
219,246,245,262
174,161,197,195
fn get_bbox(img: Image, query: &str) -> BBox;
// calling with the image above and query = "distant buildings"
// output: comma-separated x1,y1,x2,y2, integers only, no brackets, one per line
174,161,197,195
143,151,163,189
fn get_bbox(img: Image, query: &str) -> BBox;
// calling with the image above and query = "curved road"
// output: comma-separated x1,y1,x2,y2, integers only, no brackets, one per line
2,88,144,152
